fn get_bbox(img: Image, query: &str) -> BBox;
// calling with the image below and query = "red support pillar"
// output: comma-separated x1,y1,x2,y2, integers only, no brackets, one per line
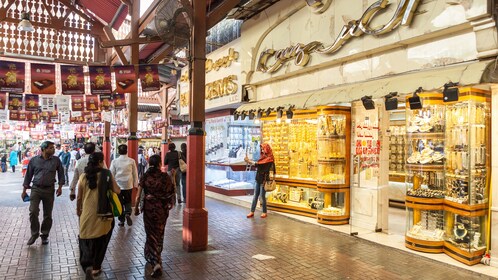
161,87,169,172
103,121,111,167
183,0,208,252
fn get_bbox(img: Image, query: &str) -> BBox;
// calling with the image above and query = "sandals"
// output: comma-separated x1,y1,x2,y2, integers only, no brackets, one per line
151,264,162,277
246,212,254,218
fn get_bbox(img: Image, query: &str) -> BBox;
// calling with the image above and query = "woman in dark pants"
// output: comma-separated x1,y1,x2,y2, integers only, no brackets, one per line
164,143,182,203
180,143,187,202
244,143,275,218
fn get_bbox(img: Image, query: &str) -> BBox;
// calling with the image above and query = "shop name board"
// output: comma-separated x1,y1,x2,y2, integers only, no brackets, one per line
257,0,420,73
179,74,239,106
206,48,239,73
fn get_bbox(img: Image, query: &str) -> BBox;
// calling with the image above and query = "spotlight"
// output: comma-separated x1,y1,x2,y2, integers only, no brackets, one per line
443,82,459,102
361,96,375,110
384,92,398,111
233,111,240,120
256,109,263,119
276,106,284,119
241,110,247,120
286,105,294,120
408,87,423,110
265,107,273,117
248,110,255,120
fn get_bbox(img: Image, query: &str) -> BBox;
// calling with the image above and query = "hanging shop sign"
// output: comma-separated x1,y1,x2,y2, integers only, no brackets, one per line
61,65,85,95
31,63,56,94
89,66,112,95
100,94,112,111
24,94,39,111
0,61,25,93
71,95,85,111
115,65,137,93
86,95,99,111
139,64,160,92
8,93,23,110
257,0,420,73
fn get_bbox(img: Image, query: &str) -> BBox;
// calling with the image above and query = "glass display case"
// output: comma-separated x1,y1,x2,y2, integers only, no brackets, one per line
388,123,406,182
204,112,261,196
263,106,351,225
442,87,490,265
266,184,320,218
405,92,445,253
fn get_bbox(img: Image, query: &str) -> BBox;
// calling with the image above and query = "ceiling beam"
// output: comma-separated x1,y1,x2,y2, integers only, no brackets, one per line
149,45,174,64
100,36,163,48
103,26,129,65
206,0,240,29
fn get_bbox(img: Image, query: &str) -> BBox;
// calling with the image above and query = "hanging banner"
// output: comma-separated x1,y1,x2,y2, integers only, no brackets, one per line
27,111,39,122
8,93,23,110
50,110,59,123
99,94,112,111
114,65,137,93
60,111,70,123
71,95,85,111
0,93,5,109
0,110,7,122
139,64,160,92
113,93,126,110
89,66,112,95
86,95,99,111
18,111,27,121
40,95,55,111
92,112,102,122
0,61,25,93
84,112,93,123
31,63,55,94
9,111,20,121
25,94,39,111
39,111,50,121
56,95,70,111
60,65,85,95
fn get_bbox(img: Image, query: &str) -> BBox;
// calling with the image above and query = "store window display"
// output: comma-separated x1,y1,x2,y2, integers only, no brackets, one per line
204,112,261,196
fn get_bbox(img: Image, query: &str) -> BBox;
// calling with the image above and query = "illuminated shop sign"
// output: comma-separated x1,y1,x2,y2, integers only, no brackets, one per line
257,0,420,73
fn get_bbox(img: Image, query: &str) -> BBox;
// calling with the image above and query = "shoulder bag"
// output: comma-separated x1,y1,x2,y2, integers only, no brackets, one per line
264,162,277,192
104,170,122,217
178,151,187,173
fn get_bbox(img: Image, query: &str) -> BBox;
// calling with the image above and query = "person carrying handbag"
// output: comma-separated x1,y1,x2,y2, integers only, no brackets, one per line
244,143,276,219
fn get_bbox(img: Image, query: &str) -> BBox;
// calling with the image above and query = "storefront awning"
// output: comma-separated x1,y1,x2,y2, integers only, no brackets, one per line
236,60,492,112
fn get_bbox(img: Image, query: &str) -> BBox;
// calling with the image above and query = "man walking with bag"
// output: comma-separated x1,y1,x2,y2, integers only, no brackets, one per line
21,141,65,245
110,144,138,227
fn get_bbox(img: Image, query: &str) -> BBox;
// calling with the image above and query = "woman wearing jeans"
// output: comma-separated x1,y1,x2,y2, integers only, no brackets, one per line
244,143,275,218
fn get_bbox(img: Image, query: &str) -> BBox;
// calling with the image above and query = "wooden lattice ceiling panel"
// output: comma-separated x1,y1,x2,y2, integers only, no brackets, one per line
0,0,105,64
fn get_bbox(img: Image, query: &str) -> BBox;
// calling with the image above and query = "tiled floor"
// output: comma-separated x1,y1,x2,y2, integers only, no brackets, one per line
0,171,496,279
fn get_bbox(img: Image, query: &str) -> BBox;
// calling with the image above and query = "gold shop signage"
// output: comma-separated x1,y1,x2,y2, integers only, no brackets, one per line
205,75,238,100
257,0,420,73
206,48,239,73
179,75,239,106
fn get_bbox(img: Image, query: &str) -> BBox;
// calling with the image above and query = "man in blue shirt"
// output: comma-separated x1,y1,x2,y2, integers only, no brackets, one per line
59,145,71,186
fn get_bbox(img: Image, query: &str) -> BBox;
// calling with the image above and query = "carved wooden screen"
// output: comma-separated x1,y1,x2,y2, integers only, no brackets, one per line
0,0,98,63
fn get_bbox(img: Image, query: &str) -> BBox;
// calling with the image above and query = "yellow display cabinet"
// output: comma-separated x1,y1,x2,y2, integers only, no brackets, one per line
442,87,490,265
262,106,351,225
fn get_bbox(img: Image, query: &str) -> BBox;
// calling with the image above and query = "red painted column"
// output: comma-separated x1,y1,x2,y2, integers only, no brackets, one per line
183,130,207,252
160,140,168,172
128,133,138,204
183,0,208,252
103,138,111,168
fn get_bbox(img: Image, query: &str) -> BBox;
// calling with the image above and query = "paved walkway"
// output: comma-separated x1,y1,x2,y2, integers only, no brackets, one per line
0,170,496,280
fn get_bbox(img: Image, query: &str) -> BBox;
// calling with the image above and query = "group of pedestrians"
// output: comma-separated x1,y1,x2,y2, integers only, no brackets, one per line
22,141,178,279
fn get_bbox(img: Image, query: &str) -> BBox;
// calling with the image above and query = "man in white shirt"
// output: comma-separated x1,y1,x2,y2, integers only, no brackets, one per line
110,144,138,227
69,142,107,201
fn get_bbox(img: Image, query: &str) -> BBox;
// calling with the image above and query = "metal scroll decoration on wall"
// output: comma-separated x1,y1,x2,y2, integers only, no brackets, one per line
257,0,421,73
305,0,333,14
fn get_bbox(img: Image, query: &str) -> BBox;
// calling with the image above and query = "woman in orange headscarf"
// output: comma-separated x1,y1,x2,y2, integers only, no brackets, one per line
244,143,275,218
